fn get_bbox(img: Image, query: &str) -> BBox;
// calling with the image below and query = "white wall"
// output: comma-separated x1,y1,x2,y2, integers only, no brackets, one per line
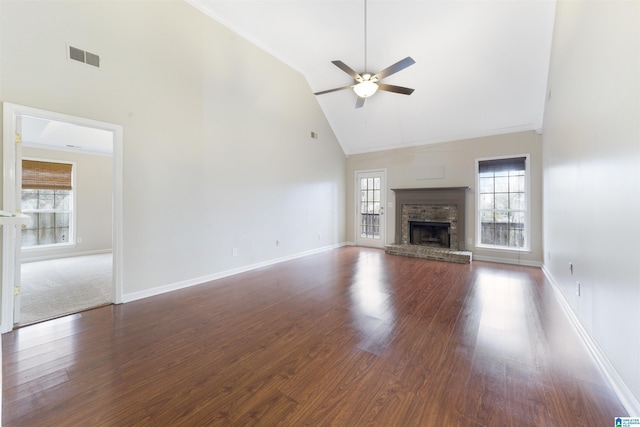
21,147,113,262
346,131,543,265
0,0,346,298
542,0,640,411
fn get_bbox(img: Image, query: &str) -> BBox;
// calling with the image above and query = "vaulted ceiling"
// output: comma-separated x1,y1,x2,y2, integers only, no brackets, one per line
187,0,556,155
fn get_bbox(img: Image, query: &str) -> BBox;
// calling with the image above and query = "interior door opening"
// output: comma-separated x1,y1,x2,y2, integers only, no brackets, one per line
19,134,112,325
2,103,123,332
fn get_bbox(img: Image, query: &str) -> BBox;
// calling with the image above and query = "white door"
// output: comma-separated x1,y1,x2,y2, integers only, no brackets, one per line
355,170,386,248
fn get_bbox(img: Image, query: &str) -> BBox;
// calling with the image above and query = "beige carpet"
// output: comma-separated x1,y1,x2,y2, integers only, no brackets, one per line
19,253,112,325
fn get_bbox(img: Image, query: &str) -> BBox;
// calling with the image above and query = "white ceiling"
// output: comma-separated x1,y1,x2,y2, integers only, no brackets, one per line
187,0,556,154
21,115,113,156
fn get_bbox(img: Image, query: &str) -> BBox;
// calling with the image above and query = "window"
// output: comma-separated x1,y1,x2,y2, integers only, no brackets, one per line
21,159,74,248
476,155,529,250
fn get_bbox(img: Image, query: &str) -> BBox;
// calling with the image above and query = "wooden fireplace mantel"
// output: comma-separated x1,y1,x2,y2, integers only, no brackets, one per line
391,186,469,196
391,187,470,250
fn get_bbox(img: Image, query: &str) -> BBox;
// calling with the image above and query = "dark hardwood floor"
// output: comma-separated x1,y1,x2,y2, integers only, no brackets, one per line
3,247,627,426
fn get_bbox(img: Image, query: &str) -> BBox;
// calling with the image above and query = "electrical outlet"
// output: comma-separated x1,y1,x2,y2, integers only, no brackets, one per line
232,248,238,257
77,237,83,244
318,233,322,240
576,281,581,296
276,240,280,246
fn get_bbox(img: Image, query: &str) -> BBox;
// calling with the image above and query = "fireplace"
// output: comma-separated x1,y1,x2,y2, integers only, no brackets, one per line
385,187,472,263
410,221,450,248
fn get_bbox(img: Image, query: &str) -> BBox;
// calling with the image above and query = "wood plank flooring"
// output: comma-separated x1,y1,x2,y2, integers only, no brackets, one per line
3,247,628,426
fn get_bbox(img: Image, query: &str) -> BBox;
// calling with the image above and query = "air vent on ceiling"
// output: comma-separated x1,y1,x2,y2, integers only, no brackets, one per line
68,45,100,68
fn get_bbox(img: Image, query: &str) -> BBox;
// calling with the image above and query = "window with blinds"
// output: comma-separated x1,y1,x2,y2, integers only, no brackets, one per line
476,156,529,249
21,160,74,248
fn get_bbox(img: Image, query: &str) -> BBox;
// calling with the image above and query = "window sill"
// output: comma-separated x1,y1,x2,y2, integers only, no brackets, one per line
22,242,76,252
475,244,531,254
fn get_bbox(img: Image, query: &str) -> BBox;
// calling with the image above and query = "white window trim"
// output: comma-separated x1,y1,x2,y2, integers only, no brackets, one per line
475,154,531,252
21,157,77,252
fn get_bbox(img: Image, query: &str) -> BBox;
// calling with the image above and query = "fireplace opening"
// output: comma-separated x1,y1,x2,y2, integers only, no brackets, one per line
409,221,450,248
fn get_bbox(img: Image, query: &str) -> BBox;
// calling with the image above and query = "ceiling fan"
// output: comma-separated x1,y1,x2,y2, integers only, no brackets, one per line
314,0,415,108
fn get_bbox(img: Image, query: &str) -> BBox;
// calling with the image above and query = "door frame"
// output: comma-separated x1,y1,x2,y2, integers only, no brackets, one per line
1,103,124,333
354,169,387,248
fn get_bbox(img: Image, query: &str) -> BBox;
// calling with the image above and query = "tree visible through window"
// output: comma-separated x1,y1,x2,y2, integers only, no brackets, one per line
477,156,528,249
21,160,73,247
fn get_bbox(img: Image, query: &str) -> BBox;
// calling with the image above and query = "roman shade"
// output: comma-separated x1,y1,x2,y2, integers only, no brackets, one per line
22,160,72,190
478,156,526,173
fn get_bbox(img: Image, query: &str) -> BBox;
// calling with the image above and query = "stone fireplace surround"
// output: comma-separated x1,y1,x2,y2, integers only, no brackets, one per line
385,187,472,264
402,204,459,248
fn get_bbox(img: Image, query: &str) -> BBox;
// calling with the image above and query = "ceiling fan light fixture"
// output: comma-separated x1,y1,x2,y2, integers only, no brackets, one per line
353,80,379,98
313,0,415,107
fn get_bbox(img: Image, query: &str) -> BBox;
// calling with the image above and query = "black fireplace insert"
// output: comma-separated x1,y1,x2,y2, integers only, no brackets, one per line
409,221,451,248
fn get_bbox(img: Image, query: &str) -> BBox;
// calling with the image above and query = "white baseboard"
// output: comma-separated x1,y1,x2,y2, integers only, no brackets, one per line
21,249,112,263
122,243,347,303
473,254,542,267
542,265,640,417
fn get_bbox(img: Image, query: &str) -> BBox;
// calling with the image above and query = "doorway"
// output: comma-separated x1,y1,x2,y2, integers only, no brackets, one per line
355,169,387,248
2,103,123,332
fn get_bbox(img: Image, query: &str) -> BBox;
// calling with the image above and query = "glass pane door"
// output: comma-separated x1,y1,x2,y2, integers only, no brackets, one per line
356,170,386,248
